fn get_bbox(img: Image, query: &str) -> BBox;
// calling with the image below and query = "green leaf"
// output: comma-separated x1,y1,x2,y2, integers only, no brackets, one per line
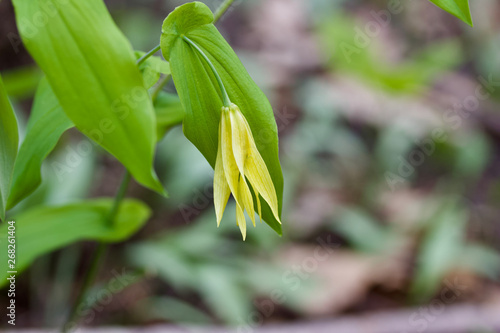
7,81,181,209
0,198,151,288
7,78,73,210
410,202,467,302
135,51,171,89
12,0,164,194
0,75,19,221
154,92,184,140
428,0,473,26
160,2,283,235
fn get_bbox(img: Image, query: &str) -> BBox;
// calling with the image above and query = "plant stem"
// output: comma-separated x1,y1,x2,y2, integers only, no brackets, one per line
214,0,236,23
182,35,231,107
136,44,161,66
151,74,171,102
61,172,131,332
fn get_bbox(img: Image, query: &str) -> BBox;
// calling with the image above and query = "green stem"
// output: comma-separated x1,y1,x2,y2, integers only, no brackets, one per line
214,0,236,23
182,35,231,107
151,74,171,102
61,172,131,332
136,44,161,66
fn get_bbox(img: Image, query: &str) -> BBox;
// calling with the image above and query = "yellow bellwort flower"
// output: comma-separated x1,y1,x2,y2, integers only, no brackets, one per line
214,103,281,240
180,34,281,240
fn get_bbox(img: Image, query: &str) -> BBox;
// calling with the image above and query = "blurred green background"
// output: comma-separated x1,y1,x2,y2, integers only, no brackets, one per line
1,0,500,331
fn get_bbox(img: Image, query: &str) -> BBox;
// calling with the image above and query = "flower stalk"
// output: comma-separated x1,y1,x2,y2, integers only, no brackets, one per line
181,35,231,107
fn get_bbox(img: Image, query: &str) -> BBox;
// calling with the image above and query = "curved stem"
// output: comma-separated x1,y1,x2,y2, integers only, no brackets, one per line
182,35,231,107
136,44,161,66
214,0,236,23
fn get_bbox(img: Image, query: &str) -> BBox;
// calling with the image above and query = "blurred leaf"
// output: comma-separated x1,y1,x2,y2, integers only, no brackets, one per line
411,202,467,301
428,0,473,26
333,208,397,253
160,2,283,235
318,14,463,94
197,265,251,325
7,78,73,210
1,66,42,100
12,0,164,194
129,242,197,291
375,125,416,172
459,244,500,279
0,198,151,288
154,92,184,139
0,75,19,221
453,131,491,180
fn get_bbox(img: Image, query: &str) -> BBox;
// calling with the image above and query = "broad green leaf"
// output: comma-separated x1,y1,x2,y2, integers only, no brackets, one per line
0,198,151,288
7,78,73,210
154,92,184,140
160,2,283,235
12,0,164,194
135,51,171,89
0,75,19,221
428,0,473,26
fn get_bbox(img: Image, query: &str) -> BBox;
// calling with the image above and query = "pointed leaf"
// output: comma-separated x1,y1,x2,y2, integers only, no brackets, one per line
0,198,151,288
0,75,18,221
160,2,283,235
12,0,164,194
428,0,473,26
7,78,73,210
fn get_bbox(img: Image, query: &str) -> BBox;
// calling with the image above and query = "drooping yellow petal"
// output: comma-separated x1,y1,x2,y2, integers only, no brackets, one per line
238,175,255,227
220,107,241,203
230,106,281,223
236,203,247,240
246,145,281,223
214,124,230,226
229,104,250,177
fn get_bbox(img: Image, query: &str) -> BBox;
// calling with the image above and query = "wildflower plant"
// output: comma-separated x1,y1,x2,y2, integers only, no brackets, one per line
160,2,283,238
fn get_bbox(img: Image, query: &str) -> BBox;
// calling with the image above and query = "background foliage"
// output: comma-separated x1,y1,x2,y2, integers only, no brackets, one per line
0,0,499,331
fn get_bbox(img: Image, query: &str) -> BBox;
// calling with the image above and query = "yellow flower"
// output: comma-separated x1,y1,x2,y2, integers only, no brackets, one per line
214,103,281,240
